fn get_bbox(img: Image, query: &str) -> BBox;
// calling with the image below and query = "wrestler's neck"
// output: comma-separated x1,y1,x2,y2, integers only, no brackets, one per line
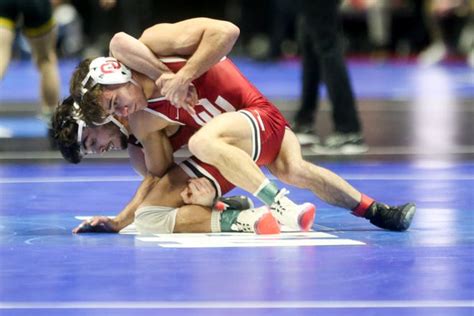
132,72,161,99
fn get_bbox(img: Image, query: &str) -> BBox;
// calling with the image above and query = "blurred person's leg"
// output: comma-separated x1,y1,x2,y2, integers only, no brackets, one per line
419,0,448,65
21,0,60,150
27,28,60,117
0,1,17,79
417,0,471,65
269,0,296,60
301,0,366,153
367,0,391,54
459,13,474,67
53,1,84,56
293,16,321,145
0,26,15,79
22,0,60,117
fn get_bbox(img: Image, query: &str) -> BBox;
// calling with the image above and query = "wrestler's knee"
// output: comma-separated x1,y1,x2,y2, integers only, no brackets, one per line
188,131,218,161
134,205,177,234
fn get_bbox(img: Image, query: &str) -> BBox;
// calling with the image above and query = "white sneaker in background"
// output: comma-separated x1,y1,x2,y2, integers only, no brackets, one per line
293,122,320,146
418,42,447,66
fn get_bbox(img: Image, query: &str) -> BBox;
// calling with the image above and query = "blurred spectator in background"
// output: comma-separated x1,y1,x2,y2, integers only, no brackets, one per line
341,0,393,57
268,0,298,60
0,0,60,123
340,1,431,58
51,0,83,57
418,0,474,67
293,0,368,154
68,0,153,57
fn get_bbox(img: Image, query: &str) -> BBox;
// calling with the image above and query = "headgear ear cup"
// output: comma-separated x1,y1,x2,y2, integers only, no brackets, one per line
81,57,133,95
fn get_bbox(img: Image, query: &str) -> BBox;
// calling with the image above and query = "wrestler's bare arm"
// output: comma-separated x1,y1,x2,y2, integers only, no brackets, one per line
139,17,240,82
72,173,159,233
109,32,170,81
128,144,147,177
128,110,174,177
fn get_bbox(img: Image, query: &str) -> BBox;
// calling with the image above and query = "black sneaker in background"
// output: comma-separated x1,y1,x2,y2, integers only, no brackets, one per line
365,202,416,231
312,132,368,154
292,122,320,146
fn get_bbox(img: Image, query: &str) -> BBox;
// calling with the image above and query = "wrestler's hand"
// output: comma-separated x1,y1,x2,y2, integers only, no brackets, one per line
72,216,119,234
156,73,198,115
180,178,216,207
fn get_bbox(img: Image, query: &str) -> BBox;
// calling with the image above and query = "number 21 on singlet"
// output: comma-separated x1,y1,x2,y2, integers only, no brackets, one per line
190,96,237,126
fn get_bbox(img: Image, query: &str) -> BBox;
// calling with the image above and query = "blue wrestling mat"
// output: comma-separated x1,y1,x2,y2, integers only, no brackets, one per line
0,161,473,315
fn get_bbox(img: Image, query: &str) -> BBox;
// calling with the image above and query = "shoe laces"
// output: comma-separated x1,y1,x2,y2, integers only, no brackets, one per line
272,188,295,215
231,208,259,232
231,222,253,232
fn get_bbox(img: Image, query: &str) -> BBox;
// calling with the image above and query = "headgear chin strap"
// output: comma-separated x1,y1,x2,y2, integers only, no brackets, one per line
94,115,129,138
80,57,137,95
71,102,87,155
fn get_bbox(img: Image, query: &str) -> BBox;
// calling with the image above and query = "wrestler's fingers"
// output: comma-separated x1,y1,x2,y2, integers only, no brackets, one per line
72,222,84,234
72,219,91,234
182,103,196,116
185,95,196,107
90,217,101,226
188,181,201,194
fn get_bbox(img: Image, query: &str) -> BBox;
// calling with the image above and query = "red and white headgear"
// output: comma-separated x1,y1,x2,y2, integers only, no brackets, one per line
80,57,137,95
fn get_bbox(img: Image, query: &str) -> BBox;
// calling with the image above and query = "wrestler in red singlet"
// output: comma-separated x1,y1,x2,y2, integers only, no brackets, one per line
145,57,289,166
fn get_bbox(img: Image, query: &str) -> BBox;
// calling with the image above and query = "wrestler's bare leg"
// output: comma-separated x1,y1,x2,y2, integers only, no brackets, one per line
267,129,416,231
138,165,212,232
188,112,264,193
187,112,315,231
268,129,361,209
137,165,279,234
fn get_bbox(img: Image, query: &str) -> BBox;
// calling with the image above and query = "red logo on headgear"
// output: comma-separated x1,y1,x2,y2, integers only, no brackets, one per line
100,59,121,74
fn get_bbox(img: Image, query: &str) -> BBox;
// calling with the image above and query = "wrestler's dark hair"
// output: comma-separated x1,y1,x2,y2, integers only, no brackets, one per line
50,96,83,164
70,58,108,125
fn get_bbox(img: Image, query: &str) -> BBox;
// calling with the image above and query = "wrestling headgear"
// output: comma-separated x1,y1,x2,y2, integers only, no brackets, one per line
80,57,137,95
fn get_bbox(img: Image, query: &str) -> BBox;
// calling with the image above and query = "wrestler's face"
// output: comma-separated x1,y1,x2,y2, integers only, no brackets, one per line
99,83,148,118
81,123,128,154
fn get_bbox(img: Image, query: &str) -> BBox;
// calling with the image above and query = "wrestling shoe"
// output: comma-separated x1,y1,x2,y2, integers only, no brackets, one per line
312,132,368,155
269,189,316,231
364,202,416,232
231,206,280,235
214,195,254,211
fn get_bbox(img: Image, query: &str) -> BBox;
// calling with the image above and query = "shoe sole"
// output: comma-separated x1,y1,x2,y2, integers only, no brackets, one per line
398,203,416,231
255,211,281,235
297,203,316,232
